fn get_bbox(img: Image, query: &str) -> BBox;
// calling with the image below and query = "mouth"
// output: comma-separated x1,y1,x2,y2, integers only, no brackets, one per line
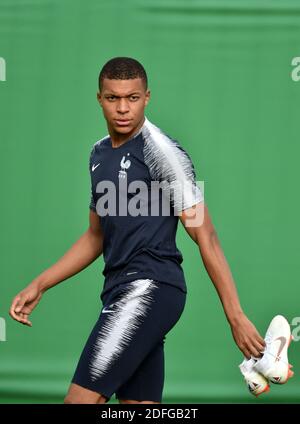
115,119,132,126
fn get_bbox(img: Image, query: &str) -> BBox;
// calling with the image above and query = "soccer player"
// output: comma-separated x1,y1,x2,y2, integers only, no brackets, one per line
9,57,266,404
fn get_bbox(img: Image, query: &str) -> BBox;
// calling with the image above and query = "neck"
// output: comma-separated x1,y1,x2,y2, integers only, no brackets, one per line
108,116,146,148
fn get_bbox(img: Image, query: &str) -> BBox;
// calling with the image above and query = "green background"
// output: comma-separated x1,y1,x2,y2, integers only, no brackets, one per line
0,0,299,404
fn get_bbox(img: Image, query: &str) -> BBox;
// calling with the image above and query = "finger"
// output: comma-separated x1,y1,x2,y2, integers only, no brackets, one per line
248,344,262,358
9,308,18,320
256,334,266,347
9,308,29,325
23,312,32,324
9,308,23,322
15,300,26,313
254,339,266,354
18,313,30,326
9,297,21,319
22,314,32,326
12,314,24,324
20,317,32,326
242,347,251,360
21,314,28,323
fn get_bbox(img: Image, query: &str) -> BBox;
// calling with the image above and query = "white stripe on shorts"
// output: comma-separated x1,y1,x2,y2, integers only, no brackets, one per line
89,279,159,381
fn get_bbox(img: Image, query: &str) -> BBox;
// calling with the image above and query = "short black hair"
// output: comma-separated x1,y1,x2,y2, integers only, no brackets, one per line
98,57,148,91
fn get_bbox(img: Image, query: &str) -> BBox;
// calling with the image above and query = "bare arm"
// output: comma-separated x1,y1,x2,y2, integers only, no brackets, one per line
179,201,265,359
9,210,103,326
34,210,103,292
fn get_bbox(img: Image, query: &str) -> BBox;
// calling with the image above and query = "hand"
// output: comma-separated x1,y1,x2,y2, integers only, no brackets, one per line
9,284,43,327
229,314,266,359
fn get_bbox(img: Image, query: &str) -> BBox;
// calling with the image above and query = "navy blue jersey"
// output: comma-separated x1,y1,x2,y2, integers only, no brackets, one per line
89,117,203,300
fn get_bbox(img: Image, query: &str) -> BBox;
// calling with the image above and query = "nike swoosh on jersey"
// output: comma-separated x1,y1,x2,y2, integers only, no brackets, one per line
92,163,100,171
102,303,116,314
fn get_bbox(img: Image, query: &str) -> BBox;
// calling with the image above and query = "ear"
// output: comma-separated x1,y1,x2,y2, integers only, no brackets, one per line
97,91,103,107
144,89,151,106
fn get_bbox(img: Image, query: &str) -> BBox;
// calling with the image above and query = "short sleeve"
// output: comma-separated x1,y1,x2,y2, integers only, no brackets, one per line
166,145,204,213
142,120,204,213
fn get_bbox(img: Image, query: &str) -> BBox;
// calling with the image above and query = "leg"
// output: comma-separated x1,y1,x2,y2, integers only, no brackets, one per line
64,383,109,404
116,338,165,404
70,280,186,404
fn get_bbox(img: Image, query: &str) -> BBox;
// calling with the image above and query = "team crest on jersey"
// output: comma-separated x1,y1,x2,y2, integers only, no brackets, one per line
118,153,131,179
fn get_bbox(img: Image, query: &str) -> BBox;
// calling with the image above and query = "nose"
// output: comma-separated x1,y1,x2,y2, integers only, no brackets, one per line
116,98,129,114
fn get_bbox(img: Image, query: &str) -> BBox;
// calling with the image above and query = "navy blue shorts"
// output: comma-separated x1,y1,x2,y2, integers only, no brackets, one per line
71,278,186,403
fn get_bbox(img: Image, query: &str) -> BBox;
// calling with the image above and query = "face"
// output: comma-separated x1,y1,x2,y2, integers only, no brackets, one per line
97,78,150,138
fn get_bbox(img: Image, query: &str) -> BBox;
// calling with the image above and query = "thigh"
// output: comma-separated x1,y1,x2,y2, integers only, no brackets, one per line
71,279,186,402
116,337,165,403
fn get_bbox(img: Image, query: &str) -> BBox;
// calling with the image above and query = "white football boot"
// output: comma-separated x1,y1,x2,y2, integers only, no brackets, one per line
253,315,294,384
239,357,270,397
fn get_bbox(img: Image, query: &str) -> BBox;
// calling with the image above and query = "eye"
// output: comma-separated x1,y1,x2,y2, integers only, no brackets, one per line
130,95,139,101
107,95,116,101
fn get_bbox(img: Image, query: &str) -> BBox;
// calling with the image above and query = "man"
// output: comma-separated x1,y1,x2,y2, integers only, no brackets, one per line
9,57,265,404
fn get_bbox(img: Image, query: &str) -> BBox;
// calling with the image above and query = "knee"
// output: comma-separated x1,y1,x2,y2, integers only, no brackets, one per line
64,395,107,404
64,395,89,404
64,395,77,404
64,382,108,404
